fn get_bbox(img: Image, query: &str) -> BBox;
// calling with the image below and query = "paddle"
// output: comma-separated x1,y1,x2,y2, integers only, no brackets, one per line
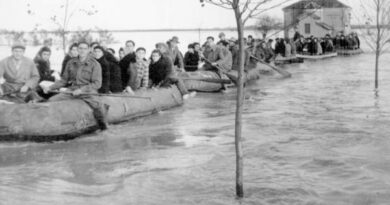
50,90,152,100
250,55,292,78
180,77,232,84
201,57,239,84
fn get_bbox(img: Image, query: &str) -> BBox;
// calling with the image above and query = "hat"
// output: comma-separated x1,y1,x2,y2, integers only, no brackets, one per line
12,42,26,50
171,36,180,43
228,37,237,42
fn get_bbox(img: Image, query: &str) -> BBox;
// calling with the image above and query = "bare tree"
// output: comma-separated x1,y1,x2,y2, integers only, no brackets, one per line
356,0,390,90
27,0,98,53
200,0,292,198
256,15,282,39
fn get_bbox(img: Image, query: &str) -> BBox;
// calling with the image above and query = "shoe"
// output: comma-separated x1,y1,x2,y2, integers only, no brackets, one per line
183,94,190,100
189,91,197,98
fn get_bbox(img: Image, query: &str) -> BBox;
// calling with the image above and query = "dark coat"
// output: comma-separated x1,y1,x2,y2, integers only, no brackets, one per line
149,56,173,86
119,52,136,89
61,55,73,76
34,58,55,82
184,51,199,72
108,62,123,93
96,57,110,94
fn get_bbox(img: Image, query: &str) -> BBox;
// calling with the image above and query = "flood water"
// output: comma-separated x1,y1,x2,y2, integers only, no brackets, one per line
0,53,390,205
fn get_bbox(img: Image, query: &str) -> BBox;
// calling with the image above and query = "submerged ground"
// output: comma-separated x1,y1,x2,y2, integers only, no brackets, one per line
0,53,389,205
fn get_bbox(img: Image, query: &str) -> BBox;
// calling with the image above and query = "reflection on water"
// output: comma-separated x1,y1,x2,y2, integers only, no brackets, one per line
0,53,390,205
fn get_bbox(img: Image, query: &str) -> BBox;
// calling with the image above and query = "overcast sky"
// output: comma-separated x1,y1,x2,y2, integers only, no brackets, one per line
0,0,357,31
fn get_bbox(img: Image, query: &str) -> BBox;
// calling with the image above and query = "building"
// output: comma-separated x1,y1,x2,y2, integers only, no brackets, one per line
283,0,352,38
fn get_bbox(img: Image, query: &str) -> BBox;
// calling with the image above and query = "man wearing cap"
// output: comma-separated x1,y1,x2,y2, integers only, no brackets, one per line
42,42,109,130
0,43,41,103
168,36,184,72
202,36,232,73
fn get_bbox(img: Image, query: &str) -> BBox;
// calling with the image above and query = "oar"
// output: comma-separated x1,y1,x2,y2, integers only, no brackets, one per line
250,55,292,78
180,77,232,84
50,90,152,100
201,57,238,84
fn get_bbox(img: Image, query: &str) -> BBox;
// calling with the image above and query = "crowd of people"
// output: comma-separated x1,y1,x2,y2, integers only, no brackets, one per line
274,31,361,57
0,31,362,129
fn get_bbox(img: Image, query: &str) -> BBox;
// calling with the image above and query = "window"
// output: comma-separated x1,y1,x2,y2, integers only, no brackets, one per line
305,23,311,34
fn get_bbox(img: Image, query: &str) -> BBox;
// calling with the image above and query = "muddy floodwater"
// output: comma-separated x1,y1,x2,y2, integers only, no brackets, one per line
0,53,390,205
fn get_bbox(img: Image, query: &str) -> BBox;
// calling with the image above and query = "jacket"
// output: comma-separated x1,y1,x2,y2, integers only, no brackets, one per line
0,56,40,91
119,52,136,89
149,56,173,86
50,56,102,92
109,62,122,93
96,57,110,94
203,45,232,72
34,57,55,82
128,58,149,90
184,51,199,71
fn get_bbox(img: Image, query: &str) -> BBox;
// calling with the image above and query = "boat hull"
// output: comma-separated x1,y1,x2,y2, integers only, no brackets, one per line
296,52,338,60
0,86,183,141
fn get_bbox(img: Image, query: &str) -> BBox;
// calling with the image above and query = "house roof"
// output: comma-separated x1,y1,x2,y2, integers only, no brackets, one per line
297,12,321,21
315,22,334,30
283,0,351,11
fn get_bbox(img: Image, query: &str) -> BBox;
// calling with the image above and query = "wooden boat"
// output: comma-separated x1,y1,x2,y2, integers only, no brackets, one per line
0,86,183,142
296,52,338,60
179,67,263,92
274,55,304,65
336,49,364,56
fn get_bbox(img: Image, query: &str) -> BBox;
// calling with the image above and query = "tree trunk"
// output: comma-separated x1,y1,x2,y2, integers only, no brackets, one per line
375,0,381,90
233,1,244,198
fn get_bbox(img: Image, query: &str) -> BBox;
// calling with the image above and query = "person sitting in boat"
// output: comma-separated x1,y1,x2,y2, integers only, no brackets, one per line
352,32,360,49
93,46,110,94
119,40,136,89
167,36,185,72
34,46,61,99
218,32,226,45
119,47,125,61
275,38,286,57
125,47,149,95
264,39,275,63
43,42,109,130
106,48,118,61
340,35,347,50
61,43,78,76
202,37,232,74
34,46,58,83
217,40,233,72
295,36,305,54
345,35,354,50
149,49,195,100
284,39,292,58
184,43,200,72
0,43,42,103
290,38,297,56
247,35,254,47
324,36,334,53
333,33,342,49
314,38,323,55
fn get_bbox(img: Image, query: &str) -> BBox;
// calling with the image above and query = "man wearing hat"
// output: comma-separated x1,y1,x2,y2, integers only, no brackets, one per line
0,43,41,103
168,36,184,72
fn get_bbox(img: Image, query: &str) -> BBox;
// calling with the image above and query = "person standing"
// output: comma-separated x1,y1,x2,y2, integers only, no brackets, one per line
0,43,41,103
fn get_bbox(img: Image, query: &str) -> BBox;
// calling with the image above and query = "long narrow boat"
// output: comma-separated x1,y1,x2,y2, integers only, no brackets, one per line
296,52,338,60
0,86,183,142
179,66,264,92
336,49,364,56
274,55,304,65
